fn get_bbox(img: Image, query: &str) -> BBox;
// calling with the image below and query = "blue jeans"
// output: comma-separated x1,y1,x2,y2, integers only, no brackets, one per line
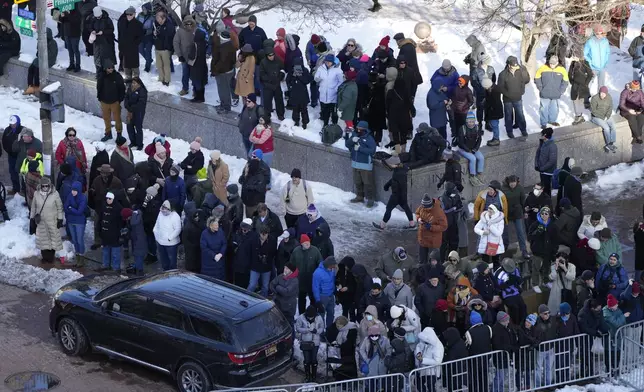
64,37,81,67
539,98,559,127
512,218,528,254
594,69,606,92
591,116,617,144
254,65,263,101
157,243,178,270
489,119,500,140
8,155,19,192
318,295,335,328
139,37,153,69
242,135,253,157
181,62,191,91
102,246,121,270
536,349,554,387
493,369,508,392
503,100,526,135
248,270,271,297
134,255,144,272
68,223,86,255
458,150,484,174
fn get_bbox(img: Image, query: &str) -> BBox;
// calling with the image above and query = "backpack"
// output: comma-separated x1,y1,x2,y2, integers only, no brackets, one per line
287,180,308,200
321,124,343,145
552,168,567,190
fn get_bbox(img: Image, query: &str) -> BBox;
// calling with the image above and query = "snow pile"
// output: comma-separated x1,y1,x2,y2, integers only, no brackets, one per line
555,382,634,392
583,160,644,200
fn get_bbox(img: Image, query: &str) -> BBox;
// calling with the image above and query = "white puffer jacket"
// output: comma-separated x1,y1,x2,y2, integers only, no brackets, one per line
389,305,422,345
414,327,444,377
577,214,607,240
474,206,505,255
153,211,182,246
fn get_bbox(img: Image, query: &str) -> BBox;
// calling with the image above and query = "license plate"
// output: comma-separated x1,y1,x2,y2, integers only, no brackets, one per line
265,345,277,356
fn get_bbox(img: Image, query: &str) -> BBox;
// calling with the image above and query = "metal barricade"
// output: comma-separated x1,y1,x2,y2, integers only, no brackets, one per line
408,350,513,392
615,319,644,389
216,383,314,392
514,333,610,391
294,373,406,392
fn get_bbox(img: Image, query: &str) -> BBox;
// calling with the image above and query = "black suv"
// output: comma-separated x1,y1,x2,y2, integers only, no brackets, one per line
49,271,293,391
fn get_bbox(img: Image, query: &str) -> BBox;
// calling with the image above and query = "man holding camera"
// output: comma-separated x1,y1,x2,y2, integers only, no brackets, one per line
281,168,315,229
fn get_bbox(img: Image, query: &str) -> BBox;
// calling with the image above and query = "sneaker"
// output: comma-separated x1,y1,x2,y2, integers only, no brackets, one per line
550,122,560,127
349,196,364,203
468,175,479,186
66,65,75,71
572,116,585,125
507,133,515,139
609,143,617,152
100,134,113,142
178,89,189,96
476,174,485,184
533,286,542,294
486,138,500,146
603,145,611,153
232,98,240,107
522,252,531,260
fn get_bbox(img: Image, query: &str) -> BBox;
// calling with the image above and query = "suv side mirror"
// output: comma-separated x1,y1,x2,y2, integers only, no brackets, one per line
101,301,109,311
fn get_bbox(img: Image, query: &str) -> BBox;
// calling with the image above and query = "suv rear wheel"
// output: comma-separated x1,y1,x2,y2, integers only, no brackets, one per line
177,362,212,392
57,317,88,356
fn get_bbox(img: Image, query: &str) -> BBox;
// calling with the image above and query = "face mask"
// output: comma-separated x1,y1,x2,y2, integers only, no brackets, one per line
369,336,379,341
588,281,595,288
161,209,171,216
533,189,542,196
365,314,374,321
561,315,569,322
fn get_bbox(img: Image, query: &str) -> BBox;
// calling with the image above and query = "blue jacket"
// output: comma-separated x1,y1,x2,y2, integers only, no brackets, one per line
534,138,558,174
296,215,327,240
200,227,227,279
63,181,87,225
584,35,610,71
345,129,377,171
426,84,449,128
239,25,267,53
312,262,336,301
128,210,147,259
620,284,644,323
162,175,186,211
430,66,460,98
596,262,628,299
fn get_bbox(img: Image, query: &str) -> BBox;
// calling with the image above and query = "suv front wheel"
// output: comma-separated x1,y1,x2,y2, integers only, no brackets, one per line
177,362,212,392
57,317,89,356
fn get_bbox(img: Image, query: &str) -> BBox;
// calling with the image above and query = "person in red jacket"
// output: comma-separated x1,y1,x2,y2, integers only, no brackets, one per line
274,27,287,63
55,127,87,173
143,134,171,158
249,115,274,166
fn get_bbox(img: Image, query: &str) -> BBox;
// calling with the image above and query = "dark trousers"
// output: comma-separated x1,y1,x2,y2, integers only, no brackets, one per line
353,168,374,200
504,294,527,325
341,302,357,321
284,212,302,228
298,291,316,315
383,197,413,223
292,103,310,125
27,63,40,86
540,172,552,198
139,37,153,70
234,271,250,290
624,112,644,138
8,155,19,192
82,29,94,56
310,79,319,106
263,86,285,118
453,112,467,133
126,111,144,147
65,37,81,68
320,102,338,126
436,125,447,140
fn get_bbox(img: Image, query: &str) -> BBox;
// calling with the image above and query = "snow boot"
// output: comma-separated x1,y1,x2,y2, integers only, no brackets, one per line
302,123,308,129
23,86,35,95
476,174,485,185
178,89,189,96
572,115,585,125
368,3,382,11
2,210,9,221
350,196,364,203
311,364,318,382
469,175,478,186
100,133,113,142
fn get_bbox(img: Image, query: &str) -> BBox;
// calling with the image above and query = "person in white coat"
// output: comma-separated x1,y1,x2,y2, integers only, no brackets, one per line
314,53,343,127
577,211,608,240
414,327,444,391
153,200,182,270
295,305,325,382
474,204,505,266
547,252,576,313
389,304,422,349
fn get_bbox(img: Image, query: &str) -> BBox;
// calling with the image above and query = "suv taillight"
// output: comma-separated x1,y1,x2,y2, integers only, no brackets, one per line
227,351,259,365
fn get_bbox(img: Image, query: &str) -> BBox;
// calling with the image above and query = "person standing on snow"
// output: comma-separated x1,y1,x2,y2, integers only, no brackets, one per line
416,193,448,264
97,59,125,142
345,121,377,208
173,15,196,96
629,24,644,84
584,25,611,94
286,57,313,129
497,56,530,138
89,6,116,75
153,200,182,271
451,76,474,133
482,78,503,146
534,127,558,197
117,7,143,80
393,32,423,101
281,168,314,229
568,55,593,126
315,54,343,128
535,56,569,128
259,47,286,121
3,115,25,194
152,10,175,86
528,206,559,287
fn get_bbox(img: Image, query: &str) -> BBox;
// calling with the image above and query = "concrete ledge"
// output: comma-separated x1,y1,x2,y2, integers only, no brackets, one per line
2,57,642,204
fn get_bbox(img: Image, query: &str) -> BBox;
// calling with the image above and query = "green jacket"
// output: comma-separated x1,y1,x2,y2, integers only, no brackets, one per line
290,245,323,293
590,93,613,120
337,80,358,121
595,234,622,266
602,306,626,350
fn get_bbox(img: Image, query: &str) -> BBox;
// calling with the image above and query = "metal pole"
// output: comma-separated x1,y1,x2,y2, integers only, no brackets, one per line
36,0,53,177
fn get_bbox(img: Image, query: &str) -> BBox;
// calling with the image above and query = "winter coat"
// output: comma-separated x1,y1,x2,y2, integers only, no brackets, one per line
179,151,204,177
337,80,358,121
238,25,267,53
535,139,558,174
414,281,445,321
383,166,409,207
415,202,448,249
384,282,414,309
358,335,392,376
182,205,205,272
484,84,504,121
528,215,559,260
97,70,125,104
98,201,122,247
595,234,622,266
55,138,87,173
231,229,260,274
465,35,486,69
534,64,568,100
199,227,227,279
270,269,299,319
375,249,416,284
127,210,147,259
235,54,256,97
359,303,388,338
238,103,264,140
556,207,581,247
492,322,519,368
494,266,523,299
314,63,344,104
386,78,414,138
12,136,42,174
457,124,482,152
238,159,271,207
252,208,283,240
161,176,185,212
117,14,143,68
353,264,374,304
474,273,497,302
249,124,274,154
397,38,422,85
409,125,446,166
385,338,413,374
442,327,468,390
312,262,336,301
414,327,444,377
295,214,327,243
210,32,237,75
146,156,173,188
630,35,644,69
389,305,421,341
359,292,392,324
290,245,322,293
620,284,644,323
568,60,593,100
451,83,474,115
497,65,530,102
578,299,608,336
562,174,583,217
467,296,496,325
207,160,230,206
153,210,182,246
336,260,357,306
590,93,614,120
251,235,276,273
596,262,628,299
296,313,324,346
635,221,644,272
89,174,123,211
426,84,449,128
30,187,63,251
286,58,312,104
153,20,174,51
447,276,478,321
173,20,195,61
227,193,244,232
259,54,284,91
0,19,20,57
474,210,505,255
548,262,577,313
576,279,597,314
60,8,82,38
188,29,207,84
2,122,23,158
619,88,644,116
430,66,459,98
502,182,525,221
473,189,509,223
603,306,626,346
345,128,377,171
584,35,610,71
63,182,87,225
534,317,558,347
109,147,134,184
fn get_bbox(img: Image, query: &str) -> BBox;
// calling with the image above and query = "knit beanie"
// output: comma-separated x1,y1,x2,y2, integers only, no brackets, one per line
421,193,434,208
190,137,202,151
526,314,538,326
538,304,549,314
607,294,618,308
559,302,571,314
497,311,510,323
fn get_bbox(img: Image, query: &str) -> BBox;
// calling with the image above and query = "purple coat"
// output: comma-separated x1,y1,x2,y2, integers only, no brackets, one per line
619,88,644,116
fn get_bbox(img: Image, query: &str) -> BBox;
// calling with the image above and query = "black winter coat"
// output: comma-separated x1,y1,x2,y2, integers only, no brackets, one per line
153,21,174,51
259,56,284,90
336,261,357,306
397,40,422,85
524,192,552,228
528,218,559,260
276,238,299,274
351,264,373,304
146,156,173,186
484,85,504,121
562,175,583,217
88,150,110,189
359,292,391,323
414,282,445,321
467,323,492,355
385,339,414,374
409,127,446,168
568,60,593,100
97,71,125,104
474,274,497,302
457,125,482,153
556,314,580,339
578,300,609,336
634,220,644,271
498,65,530,102
502,182,525,221
188,29,207,84
109,149,135,184
386,79,413,139
89,174,122,211
182,206,206,272
117,14,144,68
252,208,283,240
384,166,408,206
253,236,276,273
60,9,82,38
124,84,147,114
239,160,270,207
286,60,312,104
231,229,260,273
0,20,21,57
534,317,558,347
438,159,463,192
546,35,568,67
576,280,597,314
179,151,204,176
98,201,123,246
2,125,22,158
492,323,519,368
443,327,468,390
556,206,581,247
226,194,244,232
141,195,160,234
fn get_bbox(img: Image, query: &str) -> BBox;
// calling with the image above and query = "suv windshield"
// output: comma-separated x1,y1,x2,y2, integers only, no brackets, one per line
235,307,289,350
94,278,141,301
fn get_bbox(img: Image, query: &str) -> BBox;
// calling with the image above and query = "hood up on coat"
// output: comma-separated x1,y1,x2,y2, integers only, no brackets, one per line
365,304,380,320
418,326,441,344
467,295,488,311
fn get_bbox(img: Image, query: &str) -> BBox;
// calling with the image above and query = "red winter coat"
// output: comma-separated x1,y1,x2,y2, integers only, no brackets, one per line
55,139,87,171
144,140,172,158
274,38,287,63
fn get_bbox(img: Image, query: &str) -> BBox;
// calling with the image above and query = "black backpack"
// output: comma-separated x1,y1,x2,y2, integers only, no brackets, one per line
321,124,343,145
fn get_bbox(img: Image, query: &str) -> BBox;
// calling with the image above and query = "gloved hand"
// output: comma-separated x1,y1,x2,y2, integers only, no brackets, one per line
534,166,540,172
360,361,369,375
354,144,359,151
424,222,432,230
178,56,185,63
57,219,63,229
214,254,222,261
352,136,359,143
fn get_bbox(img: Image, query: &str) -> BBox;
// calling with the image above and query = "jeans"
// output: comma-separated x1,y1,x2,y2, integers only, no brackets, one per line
591,116,617,144
536,349,554,387
539,98,560,127
594,69,606,93
248,270,271,297
65,37,81,68
214,71,234,110
181,62,191,91
318,295,335,328
134,255,144,272
503,100,527,136
68,223,86,255
458,150,484,174
489,119,499,140
102,246,121,270
254,65,263,100
8,155,19,192
502,218,528,254
139,37,153,70
157,243,178,270
126,110,144,147
493,368,508,392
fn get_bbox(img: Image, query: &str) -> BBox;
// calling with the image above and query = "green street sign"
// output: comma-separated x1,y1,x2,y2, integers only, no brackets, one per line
14,16,32,29
19,26,33,37
47,0,80,12
14,16,35,37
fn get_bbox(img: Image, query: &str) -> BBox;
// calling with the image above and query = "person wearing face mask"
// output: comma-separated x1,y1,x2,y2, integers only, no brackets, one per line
161,165,186,215
384,269,414,309
597,253,628,304
296,305,324,382
576,270,597,311
359,281,392,325
524,182,552,230
152,200,182,271
30,178,64,263
415,268,444,329
358,305,387,343
270,261,299,330
529,206,559,288
358,324,392,378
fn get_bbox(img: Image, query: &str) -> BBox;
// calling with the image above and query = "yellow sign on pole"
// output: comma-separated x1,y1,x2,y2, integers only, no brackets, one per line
13,0,30,4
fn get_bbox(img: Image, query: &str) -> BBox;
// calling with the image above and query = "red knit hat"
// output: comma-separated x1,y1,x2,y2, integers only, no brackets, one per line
121,208,133,220
345,70,357,81
435,299,448,311
311,34,321,45
27,148,37,158
607,294,618,308
276,27,285,38
379,35,390,47
300,234,311,243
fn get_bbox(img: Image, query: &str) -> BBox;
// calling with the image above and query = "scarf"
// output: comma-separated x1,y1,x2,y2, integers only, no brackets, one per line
64,138,86,171
116,145,132,162
367,338,385,359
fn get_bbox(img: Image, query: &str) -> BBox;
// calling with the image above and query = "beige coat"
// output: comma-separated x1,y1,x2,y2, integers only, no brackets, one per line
30,189,64,251
208,159,230,206
235,54,256,97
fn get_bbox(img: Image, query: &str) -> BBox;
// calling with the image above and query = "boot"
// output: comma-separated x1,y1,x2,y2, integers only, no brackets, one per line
90,243,101,250
311,364,318,382
2,210,9,221
572,115,585,125
304,363,311,382
33,86,40,94
366,199,374,208
178,89,189,96
23,86,35,95
469,175,478,186
350,196,364,203
100,133,113,142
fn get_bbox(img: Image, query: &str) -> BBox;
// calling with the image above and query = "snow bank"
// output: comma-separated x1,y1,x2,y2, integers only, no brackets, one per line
583,160,644,200
555,382,634,392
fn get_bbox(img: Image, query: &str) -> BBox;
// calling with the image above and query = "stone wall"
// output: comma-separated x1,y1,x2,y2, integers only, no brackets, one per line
3,58,642,205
